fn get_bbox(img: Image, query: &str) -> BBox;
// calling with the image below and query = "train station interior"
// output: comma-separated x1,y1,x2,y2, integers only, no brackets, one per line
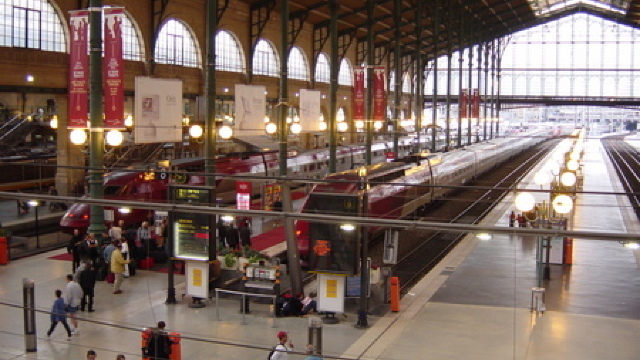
1,0,640,359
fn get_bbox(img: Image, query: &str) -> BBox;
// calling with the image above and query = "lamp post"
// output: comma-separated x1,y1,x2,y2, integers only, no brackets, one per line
27,200,40,249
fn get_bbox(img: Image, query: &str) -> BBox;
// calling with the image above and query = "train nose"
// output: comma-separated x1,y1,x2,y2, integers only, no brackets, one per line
60,203,90,233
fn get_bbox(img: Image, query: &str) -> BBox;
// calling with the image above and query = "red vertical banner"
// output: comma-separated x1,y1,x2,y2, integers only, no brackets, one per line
68,10,89,129
353,67,365,121
236,181,252,210
459,89,468,119
103,7,125,129
472,88,480,119
373,67,386,121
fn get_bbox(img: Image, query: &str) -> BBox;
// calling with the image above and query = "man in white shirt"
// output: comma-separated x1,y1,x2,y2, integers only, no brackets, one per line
108,220,124,241
64,274,83,335
270,331,294,360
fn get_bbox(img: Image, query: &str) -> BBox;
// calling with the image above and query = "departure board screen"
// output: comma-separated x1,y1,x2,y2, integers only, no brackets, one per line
170,185,213,260
174,211,209,260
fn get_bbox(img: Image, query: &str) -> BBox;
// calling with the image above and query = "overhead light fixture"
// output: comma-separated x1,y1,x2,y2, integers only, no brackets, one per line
69,129,87,145
106,129,123,146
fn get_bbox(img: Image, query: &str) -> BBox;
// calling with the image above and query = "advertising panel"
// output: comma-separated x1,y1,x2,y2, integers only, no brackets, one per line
68,10,89,129
134,77,183,143
103,7,125,129
353,67,365,121
373,67,386,121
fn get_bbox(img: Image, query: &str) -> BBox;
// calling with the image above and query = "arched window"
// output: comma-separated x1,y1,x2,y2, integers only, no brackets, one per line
402,73,411,93
154,19,200,68
253,39,278,77
338,58,352,86
216,29,244,72
0,0,66,52
287,46,309,81
119,11,143,61
315,53,330,83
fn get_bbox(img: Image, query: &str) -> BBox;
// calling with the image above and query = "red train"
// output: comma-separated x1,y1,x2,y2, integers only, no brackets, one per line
294,128,555,273
60,137,422,233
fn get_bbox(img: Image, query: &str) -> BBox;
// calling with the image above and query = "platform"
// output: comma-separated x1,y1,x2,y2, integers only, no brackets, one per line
0,134,638,360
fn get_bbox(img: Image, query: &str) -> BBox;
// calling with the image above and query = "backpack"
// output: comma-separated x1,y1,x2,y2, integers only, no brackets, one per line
268,345,276,360
268,345,286,360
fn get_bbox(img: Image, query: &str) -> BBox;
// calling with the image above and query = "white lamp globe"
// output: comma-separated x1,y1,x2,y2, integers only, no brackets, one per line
560,172,577,187
373,121,383,130
515,192,535,212
566,159,579,171
189,124,203,138
552,194,573,214
265,122,277,134
50,115,58,129
290,122,302,134
318,121,327,131
218,125,233,139
337,122,348,132
70,129,87,145
355,120,364,129
106,130,123,146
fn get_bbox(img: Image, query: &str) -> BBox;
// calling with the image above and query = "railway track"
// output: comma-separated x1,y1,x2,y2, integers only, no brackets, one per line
384,139,560,294
601,134,640,219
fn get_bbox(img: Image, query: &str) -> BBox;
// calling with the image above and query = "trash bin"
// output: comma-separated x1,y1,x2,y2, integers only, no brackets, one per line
0,236,8,265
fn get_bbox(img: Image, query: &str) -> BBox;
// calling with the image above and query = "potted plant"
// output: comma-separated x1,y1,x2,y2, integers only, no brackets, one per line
223,252,237,269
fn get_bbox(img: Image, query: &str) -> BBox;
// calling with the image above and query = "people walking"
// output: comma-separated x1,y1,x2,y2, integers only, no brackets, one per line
86,349,97,359
270,331,294,360
79,260,97,312
508,211,516,227
110,241,131,294
64,274,83,335
46,289,72,340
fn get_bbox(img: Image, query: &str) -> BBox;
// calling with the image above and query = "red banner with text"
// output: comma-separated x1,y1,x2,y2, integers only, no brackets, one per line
68,10,89,128
472,88,480,119
373,67,386,121
353,67,365,121
459,89,468,119
103,7,125,129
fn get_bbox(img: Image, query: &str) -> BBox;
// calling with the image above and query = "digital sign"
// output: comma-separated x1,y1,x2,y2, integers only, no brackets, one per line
170,186,213,260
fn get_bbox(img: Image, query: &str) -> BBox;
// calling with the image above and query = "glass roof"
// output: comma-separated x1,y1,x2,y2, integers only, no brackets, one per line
529,0,631,16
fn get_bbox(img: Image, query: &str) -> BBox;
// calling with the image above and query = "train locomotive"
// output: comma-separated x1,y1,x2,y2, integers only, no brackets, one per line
60,136,423,233
294,128,554,272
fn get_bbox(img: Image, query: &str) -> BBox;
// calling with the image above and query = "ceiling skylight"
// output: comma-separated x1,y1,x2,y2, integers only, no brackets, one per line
529,0,630,16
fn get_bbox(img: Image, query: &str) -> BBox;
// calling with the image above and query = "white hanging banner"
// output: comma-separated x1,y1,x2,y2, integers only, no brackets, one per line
235,84,266,133
134,77,183,143
300,89,321,131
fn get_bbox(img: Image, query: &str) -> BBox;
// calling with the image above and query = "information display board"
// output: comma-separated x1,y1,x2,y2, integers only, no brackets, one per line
307,194,360,274
170,185,213,261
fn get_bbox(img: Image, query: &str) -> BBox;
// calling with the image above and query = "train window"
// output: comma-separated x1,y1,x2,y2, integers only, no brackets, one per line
104,185,121,196
309,164,316,171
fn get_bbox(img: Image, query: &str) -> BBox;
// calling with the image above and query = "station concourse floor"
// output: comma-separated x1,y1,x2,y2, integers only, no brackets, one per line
0,134,639,360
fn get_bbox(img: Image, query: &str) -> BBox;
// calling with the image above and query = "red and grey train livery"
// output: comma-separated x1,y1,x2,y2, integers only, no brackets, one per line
294,128,554,273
